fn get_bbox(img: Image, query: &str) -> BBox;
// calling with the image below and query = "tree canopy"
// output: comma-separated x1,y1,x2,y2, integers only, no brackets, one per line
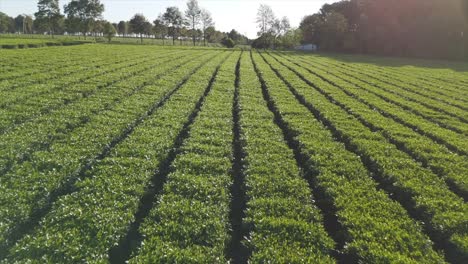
300,0,468,60
64,0,104,38
162,6,183,45
185,0,201,46
34,0,62,36
129,14,149,43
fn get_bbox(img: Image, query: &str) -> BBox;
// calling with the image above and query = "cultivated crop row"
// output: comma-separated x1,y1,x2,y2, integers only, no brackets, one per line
268,53,468,198
250,51,445,263
4,51,230,263
236,53,335,262
322,53,468,95
287,54,468,131
0,45,465,262
338,61,468,104
0,48,168,106
277,55,468,156
0,50,207,182
378,63,468,94
0,50,225,256
129,51,238,263
0,45,116,82
0,49,185,133
259,51,467,263
301,54,468,117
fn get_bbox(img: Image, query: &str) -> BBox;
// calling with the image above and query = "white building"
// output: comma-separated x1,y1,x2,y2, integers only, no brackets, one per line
295,44,318,52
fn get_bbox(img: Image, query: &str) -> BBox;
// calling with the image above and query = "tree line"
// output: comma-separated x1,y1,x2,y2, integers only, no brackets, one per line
0,0,248,46
4,0,465,59
298,0,468,60
252,4,302,49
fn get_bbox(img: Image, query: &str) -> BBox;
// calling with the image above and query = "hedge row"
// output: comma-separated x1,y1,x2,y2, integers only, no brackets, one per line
0,40,89,50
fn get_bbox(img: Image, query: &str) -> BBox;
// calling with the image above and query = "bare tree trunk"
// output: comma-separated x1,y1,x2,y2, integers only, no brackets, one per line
203,28,207,46
192,18,195,46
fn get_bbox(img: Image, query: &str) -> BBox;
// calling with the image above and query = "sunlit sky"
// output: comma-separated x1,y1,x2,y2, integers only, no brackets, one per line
0,0,337,38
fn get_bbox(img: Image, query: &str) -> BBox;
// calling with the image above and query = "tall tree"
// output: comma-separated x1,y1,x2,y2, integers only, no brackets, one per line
300,14,323,45
129,14,149,43
185,0,201,46
93,19,104,36
256,4,275,36
86,0,105,38
200,9,214,46
179,27,188,45
24,15,34,34
153,17,168,45
279,28,302,48
35,0,62,37
163,6,183,45
271,16,290,48
298,0,468,59
319,11,348,50
64,0,104,39
117,20,128,37
143,21,153,38
204,26,217,43
103,21,116,42
0,12,13,33
14,15,25,33
65,16,81,36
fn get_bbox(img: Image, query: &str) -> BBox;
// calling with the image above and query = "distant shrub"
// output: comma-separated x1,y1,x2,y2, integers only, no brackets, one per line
221,37,235,48
27,43,43,48
2,44,18,49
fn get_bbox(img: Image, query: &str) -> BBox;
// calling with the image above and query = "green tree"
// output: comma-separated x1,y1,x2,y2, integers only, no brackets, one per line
271,16,290,48
129,14,148,43
279,28,302,49
205,26,217,43
184,0,201,46
117,20,128,37
319,11,348,50
200,9,214,46
103,21,116,42
179,27,188,45
93,19,104,37
163,6,183,45
34,0,62,37
24,15,34,34
221,37,235,48
0,12,13,33
14,15,25,33
299,14,322,45
153,17,168,45
65,16,81,36
64,0,104,40
256,4,275,36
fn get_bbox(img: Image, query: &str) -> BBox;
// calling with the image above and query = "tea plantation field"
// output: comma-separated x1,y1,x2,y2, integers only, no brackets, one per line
0,44,467,263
